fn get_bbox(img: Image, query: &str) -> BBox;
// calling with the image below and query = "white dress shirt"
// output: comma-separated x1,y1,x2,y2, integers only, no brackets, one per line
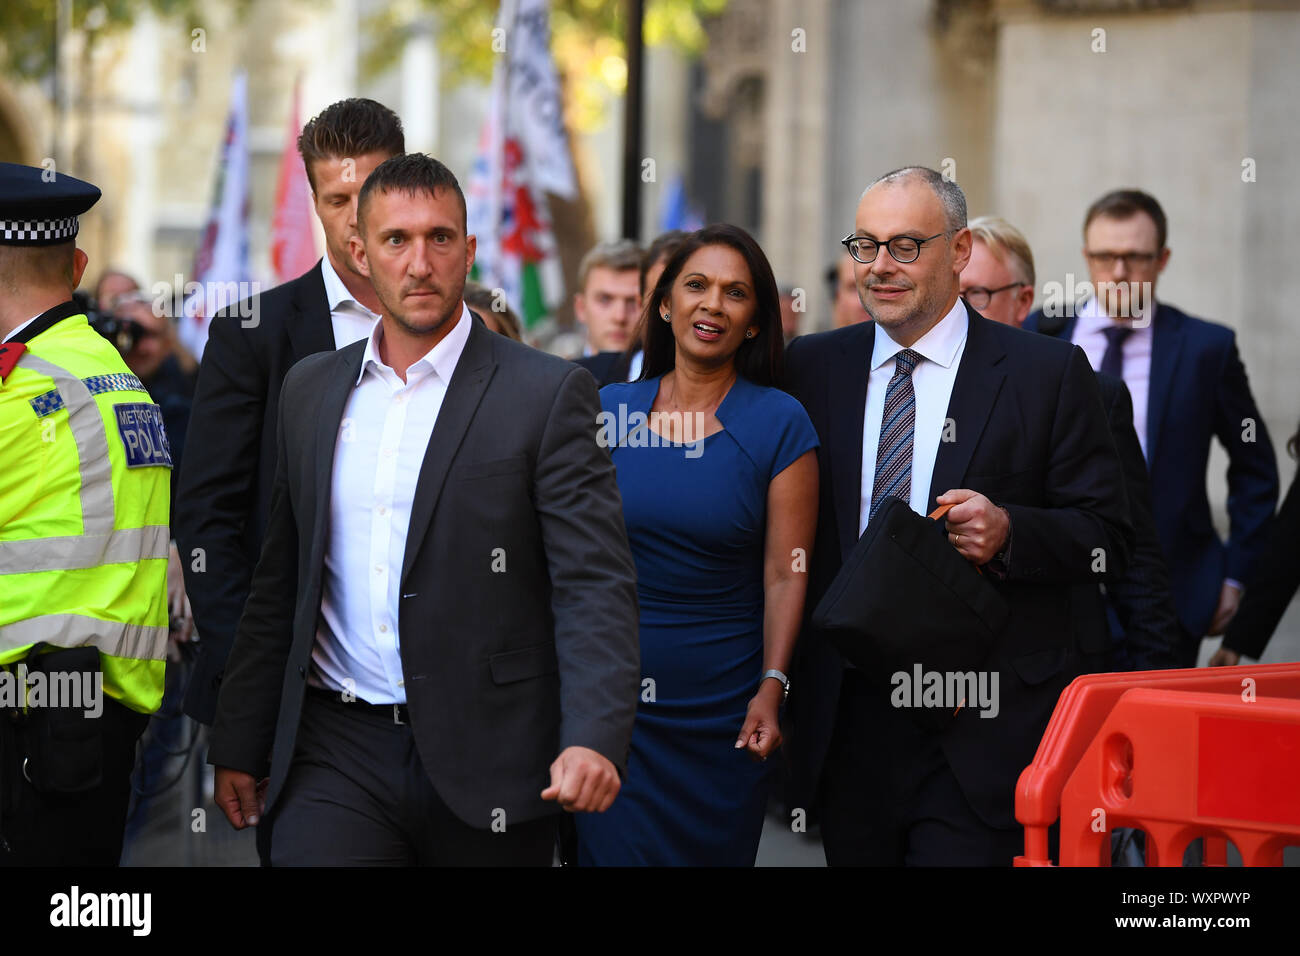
626,348,644,382
320,255,380,349
2,315,40,343
1071,297,1155,459
311,304,473,704
859,297,969,536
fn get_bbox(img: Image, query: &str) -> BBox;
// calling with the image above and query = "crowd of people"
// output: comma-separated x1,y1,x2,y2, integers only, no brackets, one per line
3,92,1297,868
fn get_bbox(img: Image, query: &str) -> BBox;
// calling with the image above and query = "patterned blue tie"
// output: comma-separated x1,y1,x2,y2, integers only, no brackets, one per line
869,349,923,523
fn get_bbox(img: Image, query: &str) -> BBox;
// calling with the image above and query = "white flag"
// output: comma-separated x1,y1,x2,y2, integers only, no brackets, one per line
181,71,252,360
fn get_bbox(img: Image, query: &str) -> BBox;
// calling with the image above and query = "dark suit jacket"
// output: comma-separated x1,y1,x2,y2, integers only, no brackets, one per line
206,314,641,829
574,349,634,387
783,305,1133,829
1225,452,1300,659
1024,302,1279,637
1088,374,1182,671
175,262,334,723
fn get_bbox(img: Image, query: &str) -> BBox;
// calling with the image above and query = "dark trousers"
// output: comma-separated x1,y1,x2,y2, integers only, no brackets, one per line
819,669,1023,866
1,696,149,866
267,692,555,866
1175,626,1203,669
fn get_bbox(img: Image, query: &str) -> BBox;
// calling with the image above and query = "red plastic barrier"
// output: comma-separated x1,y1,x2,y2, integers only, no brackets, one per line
1015,663,1300,866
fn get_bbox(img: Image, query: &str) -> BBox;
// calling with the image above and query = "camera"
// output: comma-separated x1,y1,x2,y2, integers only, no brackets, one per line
76,290,145,356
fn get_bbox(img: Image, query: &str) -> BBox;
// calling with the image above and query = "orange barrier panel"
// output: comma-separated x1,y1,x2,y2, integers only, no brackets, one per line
1015,663,1300,866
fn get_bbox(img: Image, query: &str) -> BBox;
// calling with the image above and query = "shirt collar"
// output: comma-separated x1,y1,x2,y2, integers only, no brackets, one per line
356,302,473,386
870,296,968,372
2,315,39,343
321,255,378,318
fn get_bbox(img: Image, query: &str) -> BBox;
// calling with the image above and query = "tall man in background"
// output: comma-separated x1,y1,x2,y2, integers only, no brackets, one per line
961,215,1180,671
176,98,405,725
1024,189,1278,667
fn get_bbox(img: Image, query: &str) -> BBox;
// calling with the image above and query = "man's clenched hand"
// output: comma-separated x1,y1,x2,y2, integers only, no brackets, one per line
541,746,620,813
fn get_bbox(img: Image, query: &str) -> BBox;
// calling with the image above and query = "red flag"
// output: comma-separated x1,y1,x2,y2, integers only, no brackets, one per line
271,79,318,283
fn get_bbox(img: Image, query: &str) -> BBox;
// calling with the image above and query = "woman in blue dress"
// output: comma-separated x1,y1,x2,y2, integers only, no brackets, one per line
576,224,819,866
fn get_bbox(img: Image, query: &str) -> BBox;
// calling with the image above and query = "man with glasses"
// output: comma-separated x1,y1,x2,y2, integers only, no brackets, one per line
784,167,1132,865
1024,189,1278,668
961,215,1180,673
957,217,1034,328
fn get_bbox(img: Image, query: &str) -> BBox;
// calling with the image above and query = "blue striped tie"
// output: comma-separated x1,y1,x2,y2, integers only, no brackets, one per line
869,349,923,523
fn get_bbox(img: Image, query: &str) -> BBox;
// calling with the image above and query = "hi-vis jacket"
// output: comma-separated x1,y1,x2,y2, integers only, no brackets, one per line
0,301,170,713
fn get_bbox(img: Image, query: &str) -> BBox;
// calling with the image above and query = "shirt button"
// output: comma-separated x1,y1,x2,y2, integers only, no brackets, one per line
377,506,387,515
379,624,388,633
397,679,405,688
375,565,384,574
383,448,395,458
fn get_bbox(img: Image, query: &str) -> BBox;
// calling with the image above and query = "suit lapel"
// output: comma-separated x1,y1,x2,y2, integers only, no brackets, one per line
830,322,875,563
286,260,337,359
928,306,1008,506
305,343,366,587
312,344,366,542
401,316,498,587
1146,303,1184,465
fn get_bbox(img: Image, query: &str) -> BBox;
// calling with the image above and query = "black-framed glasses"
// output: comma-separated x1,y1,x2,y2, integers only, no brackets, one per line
1085,251,1160,269
841,232,946,265
961,282,1026,310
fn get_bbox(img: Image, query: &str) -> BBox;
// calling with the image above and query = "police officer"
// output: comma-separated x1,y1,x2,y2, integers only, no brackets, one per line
0,162,170,865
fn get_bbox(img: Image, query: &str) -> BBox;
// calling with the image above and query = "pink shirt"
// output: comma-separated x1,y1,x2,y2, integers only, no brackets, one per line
1071,297,1155,460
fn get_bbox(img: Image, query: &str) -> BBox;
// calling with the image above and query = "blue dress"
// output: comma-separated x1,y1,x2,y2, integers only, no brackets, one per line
576,374,819,866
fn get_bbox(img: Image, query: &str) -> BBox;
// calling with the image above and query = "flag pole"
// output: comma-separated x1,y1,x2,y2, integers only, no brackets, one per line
621,0,645,241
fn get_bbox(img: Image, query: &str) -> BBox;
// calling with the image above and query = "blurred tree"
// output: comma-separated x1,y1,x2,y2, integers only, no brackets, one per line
0,0,251,81
362,0,728,133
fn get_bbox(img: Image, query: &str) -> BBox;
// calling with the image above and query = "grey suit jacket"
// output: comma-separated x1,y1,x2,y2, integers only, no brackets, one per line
207,313,641,829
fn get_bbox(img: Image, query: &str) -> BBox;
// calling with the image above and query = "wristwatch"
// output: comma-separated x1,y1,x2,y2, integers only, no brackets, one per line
762,668,790,703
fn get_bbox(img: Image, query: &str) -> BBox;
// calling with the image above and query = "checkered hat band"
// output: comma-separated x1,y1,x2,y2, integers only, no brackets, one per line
0,216,79,242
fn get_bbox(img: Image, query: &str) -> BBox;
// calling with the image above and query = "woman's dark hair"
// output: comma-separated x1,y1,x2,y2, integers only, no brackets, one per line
1289,420,1298,461
638,224,784,388
639,229,689,297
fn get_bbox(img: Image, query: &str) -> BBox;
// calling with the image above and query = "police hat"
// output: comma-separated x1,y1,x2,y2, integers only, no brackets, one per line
0,162,101,246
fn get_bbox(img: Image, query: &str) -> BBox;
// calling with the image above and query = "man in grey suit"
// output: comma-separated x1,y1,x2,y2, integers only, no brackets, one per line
207,154,640,865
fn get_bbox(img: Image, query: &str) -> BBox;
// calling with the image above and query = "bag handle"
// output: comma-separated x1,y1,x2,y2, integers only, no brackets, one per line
928,503,954,521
